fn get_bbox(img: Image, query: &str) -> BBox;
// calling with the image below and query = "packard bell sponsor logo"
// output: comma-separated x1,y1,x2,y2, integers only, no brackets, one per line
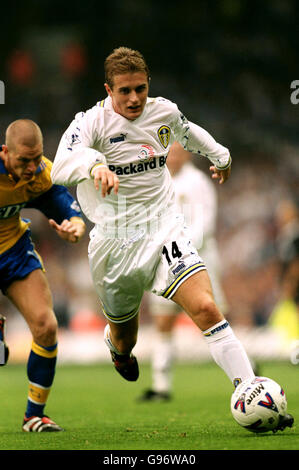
108,156,167,175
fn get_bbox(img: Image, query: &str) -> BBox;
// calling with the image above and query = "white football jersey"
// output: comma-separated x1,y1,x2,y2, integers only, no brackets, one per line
171,162,217,249
51,96,230,236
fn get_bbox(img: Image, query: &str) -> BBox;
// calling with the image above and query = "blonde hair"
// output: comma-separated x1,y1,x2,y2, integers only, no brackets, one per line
104,47,150,88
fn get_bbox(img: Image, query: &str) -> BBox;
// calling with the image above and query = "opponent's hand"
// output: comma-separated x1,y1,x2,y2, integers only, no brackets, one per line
48,218,86,243
92,166,119,197
209,165,231,184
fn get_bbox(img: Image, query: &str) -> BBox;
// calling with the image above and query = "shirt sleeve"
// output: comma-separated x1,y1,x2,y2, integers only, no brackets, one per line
51,106,107,186
172,111,231,170
26,184,83,223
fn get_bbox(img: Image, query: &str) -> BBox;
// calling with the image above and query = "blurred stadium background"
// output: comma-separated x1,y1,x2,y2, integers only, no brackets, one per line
0,0,298,365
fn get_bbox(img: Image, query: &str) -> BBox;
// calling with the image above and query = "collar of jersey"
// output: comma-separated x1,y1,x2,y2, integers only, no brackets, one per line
0,152,45,176
0,158,7,174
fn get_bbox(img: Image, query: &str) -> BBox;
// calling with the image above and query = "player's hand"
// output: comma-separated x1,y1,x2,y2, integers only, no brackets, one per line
209,165,231,184
48,218,86,243
92,166,119,197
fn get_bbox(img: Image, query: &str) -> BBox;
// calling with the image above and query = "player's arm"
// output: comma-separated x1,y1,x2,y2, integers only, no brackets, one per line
51,108,118,197
26,184,86,243
187,121,231,184
48,217,85,243
173,112,232,184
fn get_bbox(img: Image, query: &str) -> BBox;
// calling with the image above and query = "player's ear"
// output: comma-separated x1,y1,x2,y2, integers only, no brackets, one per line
1,144,8,154
104,83,112,96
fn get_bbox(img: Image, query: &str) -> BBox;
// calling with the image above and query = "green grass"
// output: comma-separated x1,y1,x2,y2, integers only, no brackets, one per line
0,361,298,450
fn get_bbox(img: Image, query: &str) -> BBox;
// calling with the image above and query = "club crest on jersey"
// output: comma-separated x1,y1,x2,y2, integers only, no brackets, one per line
157,125,170,149
138,144,155,162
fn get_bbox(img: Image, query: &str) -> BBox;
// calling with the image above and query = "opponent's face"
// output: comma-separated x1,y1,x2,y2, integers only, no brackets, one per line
104,72,149,120
3,142,43,181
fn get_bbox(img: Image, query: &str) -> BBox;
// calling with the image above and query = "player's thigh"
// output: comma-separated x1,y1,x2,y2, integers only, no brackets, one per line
6,269,57,335
148,292,180,332
172,270,224,330
154,314,178,333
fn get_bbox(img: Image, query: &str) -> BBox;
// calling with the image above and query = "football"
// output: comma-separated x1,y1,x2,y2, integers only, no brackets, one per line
231,377,288,433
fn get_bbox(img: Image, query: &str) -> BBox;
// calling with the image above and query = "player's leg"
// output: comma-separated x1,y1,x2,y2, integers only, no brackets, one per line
6,269,63,431
106,314,139,354
104,315,139,381
151,313,176,396
138,292,178,401
0,314,9,365
139,312,176,402
172,270,255,387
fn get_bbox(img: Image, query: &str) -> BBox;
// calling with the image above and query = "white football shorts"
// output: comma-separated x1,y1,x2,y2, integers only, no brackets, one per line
88,213,206,323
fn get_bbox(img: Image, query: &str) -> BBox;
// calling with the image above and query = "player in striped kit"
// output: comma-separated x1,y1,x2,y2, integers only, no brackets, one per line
0,119,86,432
138,141,228,401
51,46,256,393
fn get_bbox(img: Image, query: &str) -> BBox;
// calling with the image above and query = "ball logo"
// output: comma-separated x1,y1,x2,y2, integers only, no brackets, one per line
234,393,246,413
258,392,278,412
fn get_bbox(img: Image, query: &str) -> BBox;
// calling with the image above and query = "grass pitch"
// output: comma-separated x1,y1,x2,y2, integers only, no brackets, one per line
0,360,298,451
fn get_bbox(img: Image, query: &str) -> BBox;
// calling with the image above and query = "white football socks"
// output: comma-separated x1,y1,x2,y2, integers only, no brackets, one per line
203,319,255,386
104,324,124,355
152,332,174,393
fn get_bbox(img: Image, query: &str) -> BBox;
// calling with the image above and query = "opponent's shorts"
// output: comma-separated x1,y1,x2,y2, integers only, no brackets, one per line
0,230,44,293
88,213,206,323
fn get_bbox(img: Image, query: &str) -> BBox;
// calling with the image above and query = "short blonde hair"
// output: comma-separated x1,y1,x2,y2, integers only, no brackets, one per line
5,119,43,151
104,47,150,88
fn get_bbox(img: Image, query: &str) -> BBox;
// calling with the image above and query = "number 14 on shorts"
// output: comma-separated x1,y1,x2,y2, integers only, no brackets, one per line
162,241,183,265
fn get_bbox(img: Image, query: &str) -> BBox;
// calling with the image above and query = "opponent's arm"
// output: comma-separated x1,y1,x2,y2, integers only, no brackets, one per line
27,184,86,243
48,217,86,243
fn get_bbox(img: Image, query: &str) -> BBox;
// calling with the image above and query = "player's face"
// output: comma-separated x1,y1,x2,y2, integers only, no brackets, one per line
104,72,149,120
4,142,43,181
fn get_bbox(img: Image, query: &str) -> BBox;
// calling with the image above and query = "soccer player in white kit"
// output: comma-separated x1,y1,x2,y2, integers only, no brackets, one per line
138,141,229,401
51,46,255,389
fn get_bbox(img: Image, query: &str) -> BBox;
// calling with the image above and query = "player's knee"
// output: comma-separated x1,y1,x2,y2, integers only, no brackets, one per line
188,297,223,330
31,310,58,346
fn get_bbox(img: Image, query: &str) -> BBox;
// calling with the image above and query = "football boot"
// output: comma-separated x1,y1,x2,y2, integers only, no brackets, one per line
22,415,64,432
110,351,139,381
272,413,294,433
137,389,171,402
